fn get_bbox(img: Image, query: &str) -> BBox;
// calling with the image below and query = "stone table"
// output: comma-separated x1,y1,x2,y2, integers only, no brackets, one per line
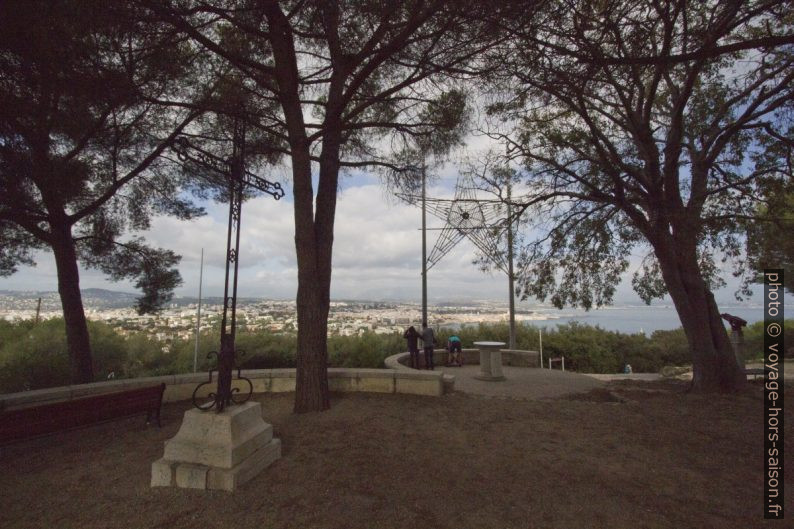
473,341,507,381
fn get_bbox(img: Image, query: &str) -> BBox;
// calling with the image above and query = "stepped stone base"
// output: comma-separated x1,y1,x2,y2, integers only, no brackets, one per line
151,401,280,491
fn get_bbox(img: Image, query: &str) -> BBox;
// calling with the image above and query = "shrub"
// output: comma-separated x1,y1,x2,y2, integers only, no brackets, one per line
644,328,690,369
236,333,297,369
328,332,404,368
435,321,700,373
537,322,623,373
0,318,128,392
743,320,794,361
5,314,776,393
124,332,180,377
0,319,71,392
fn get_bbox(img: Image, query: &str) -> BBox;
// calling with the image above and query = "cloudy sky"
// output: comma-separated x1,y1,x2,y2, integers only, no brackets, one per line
1,162,515,302
0,156,782,308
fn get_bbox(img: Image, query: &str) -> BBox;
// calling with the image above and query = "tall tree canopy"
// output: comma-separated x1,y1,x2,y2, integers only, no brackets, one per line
147,0,521,411
746,181,794,293
485,0,794,391
0,0,203,382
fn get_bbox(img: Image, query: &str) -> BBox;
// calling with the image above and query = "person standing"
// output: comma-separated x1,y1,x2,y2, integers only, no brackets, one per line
403,325,420,369
420,325,436,370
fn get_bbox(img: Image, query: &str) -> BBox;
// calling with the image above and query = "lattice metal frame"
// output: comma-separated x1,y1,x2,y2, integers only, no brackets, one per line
398,172,512,272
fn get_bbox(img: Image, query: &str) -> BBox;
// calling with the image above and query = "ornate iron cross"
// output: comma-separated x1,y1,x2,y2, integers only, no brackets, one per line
172,124,285,412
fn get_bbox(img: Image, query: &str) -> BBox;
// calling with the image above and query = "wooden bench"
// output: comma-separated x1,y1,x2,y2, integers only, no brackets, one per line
0,383,166,445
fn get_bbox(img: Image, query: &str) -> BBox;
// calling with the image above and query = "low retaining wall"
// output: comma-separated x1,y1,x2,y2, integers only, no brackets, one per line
385,348,541,370
0,368,444,412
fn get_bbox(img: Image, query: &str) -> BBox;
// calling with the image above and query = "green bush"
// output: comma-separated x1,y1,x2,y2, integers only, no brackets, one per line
644,328,690,368
168,330,223,373
743,320,794,361
124,332,180,377
537,322,622,373
0,319,71,392
328,332,404,368
0,318,129,392
235,333,297,369
89,320,129,379
5,314,783,393
435,323,542,352
166,331,299,371
0,319,36,346
435,321,697,373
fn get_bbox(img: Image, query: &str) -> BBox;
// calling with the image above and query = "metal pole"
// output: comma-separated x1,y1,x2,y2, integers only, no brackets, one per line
193,248,203,373
539,328,543,368
506,180,516,350
215,126,245,411
421,163,428,329
230,180,243,343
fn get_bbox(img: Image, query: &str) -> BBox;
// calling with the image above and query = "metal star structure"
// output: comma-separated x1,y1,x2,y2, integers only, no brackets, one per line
398,173,512,272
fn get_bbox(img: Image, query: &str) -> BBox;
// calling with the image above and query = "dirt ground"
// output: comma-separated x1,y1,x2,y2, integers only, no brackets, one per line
1,379,791,529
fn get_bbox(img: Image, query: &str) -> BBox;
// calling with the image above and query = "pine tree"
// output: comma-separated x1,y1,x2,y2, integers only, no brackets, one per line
0,0,203,382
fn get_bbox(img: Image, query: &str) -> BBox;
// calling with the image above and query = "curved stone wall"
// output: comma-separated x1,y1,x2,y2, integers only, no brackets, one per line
384,348,541,370
0,367,445,412
1,349,541,411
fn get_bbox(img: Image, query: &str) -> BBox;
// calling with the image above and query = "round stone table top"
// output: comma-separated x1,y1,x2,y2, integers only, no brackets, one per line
473,341,506,349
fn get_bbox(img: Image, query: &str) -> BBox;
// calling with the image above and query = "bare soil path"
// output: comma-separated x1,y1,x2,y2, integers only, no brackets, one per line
1,379,790,529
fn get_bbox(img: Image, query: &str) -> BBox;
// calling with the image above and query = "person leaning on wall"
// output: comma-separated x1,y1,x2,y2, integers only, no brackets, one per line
403,325,420,369
420,325,436,370
446,334,462,367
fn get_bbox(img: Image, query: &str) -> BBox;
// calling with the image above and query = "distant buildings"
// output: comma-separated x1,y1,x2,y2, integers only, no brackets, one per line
0,293,526,340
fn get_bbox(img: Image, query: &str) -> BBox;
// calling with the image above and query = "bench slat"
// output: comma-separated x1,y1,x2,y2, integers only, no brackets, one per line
0,383,165,444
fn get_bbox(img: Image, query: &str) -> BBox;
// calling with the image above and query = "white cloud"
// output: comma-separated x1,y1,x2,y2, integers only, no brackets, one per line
0,169,778,309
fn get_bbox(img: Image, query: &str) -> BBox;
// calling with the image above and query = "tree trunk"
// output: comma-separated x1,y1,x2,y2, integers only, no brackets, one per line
653,236,745,392
291,124,342,413
51,226,94,384
265,1,348,412
293,280,331,412
290,138,332,413
263,2,331,412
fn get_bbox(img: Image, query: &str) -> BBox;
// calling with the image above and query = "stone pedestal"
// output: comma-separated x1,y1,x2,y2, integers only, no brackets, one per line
473,341,506,381
151,401,280,491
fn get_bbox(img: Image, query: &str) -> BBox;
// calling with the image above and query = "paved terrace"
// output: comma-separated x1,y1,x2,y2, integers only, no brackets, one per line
437,364,607,399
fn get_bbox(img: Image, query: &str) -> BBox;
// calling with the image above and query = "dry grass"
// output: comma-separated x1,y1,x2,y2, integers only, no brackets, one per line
1,379,791,529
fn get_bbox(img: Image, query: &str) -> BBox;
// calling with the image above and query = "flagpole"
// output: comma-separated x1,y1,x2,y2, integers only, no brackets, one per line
421,163,428,329
193,248,204,373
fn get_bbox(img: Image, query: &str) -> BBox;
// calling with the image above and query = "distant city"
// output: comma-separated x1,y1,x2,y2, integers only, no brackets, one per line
0,288,543,341
0,288,774,339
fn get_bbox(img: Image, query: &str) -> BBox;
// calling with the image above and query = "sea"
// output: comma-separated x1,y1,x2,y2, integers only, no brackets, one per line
454,304,774,336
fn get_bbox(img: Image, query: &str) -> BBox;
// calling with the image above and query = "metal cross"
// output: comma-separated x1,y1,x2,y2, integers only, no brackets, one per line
172,123,284,412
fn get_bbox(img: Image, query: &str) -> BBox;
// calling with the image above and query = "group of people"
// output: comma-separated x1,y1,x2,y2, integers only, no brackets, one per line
403,325,463,370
